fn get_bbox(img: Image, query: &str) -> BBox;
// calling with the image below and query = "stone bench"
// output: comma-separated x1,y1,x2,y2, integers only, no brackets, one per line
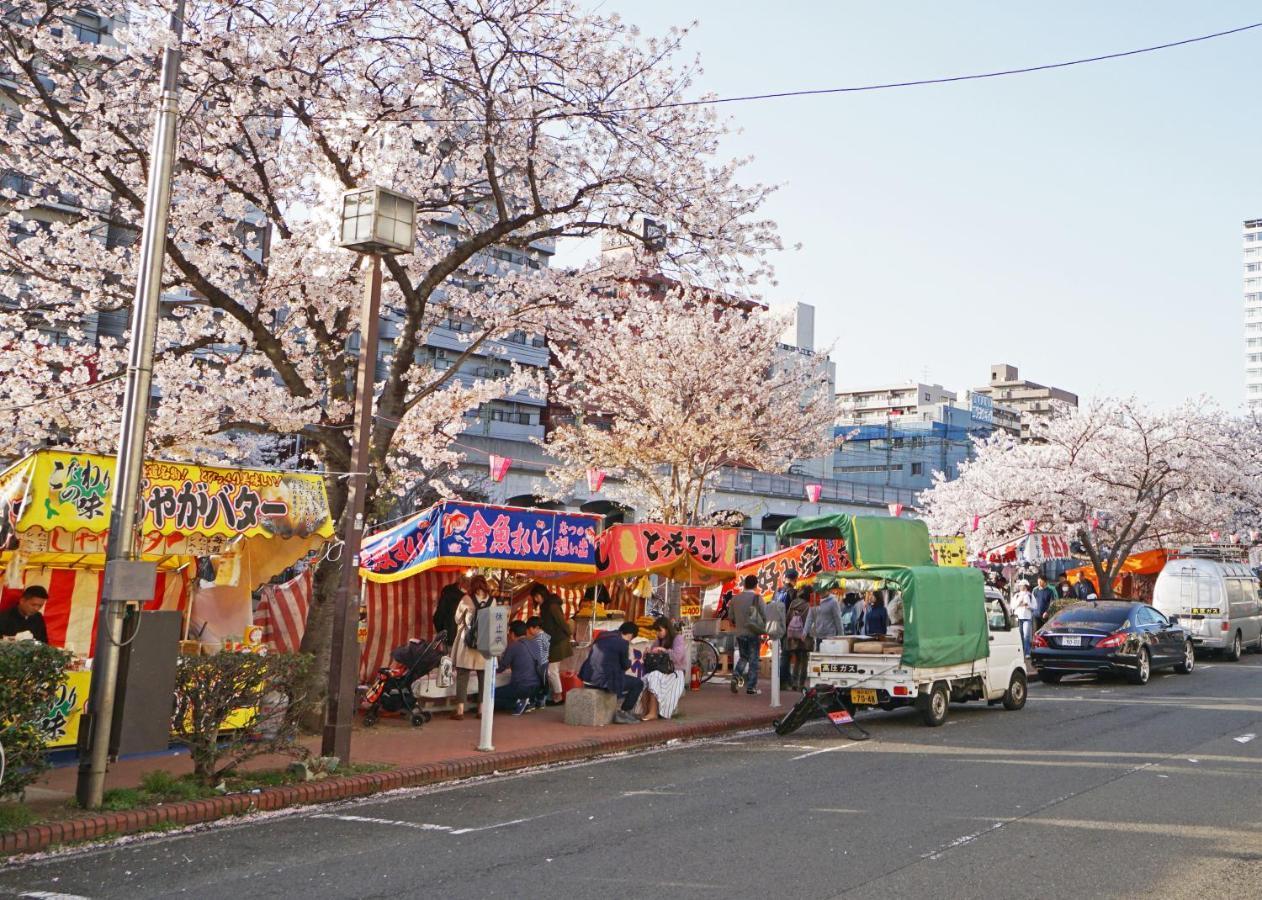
563,687,618,727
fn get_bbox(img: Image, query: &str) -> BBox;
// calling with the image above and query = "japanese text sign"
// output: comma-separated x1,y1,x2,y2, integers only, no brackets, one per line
359,500,602,583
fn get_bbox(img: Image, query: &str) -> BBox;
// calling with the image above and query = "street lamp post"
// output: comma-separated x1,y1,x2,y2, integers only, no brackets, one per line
76,0,185,810
324,186,417,762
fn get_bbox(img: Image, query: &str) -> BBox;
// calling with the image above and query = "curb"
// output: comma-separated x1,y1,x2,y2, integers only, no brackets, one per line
2,711,780,857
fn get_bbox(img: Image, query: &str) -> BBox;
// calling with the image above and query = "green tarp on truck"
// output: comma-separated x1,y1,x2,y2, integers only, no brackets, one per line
778,514,988,668
819,566,990,668
777,514,934,568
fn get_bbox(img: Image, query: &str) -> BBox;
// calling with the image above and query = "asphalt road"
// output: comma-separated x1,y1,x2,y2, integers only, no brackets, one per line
5,657,1262,900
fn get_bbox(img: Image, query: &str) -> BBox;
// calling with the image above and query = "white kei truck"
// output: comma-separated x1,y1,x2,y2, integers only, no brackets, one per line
801,568,1027,726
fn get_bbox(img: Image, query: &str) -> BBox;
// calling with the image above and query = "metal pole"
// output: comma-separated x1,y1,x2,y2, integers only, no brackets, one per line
322,254,382,762
770,638,782,708
76,0,185,810
477,656,496,752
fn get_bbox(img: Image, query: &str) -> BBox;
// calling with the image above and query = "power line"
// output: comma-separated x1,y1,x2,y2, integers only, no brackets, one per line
215,20,1261,124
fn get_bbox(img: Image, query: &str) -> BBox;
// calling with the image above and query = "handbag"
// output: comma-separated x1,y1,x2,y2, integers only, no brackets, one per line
746,602,767,636
643,651,675,675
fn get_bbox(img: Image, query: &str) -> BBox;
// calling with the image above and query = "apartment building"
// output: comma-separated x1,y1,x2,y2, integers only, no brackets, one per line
1246,218,1262,407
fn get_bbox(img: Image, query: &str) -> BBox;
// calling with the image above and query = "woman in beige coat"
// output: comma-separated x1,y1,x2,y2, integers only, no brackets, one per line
451,575,492,720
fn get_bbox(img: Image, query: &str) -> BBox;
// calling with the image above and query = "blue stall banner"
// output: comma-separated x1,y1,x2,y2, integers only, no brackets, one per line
359,500,603,583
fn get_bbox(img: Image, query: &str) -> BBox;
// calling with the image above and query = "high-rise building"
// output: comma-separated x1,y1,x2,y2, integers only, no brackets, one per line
1245,218,1262,407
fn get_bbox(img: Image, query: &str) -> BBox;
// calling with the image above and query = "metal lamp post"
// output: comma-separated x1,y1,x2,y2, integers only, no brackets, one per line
324,186,417,762
76,0,185,810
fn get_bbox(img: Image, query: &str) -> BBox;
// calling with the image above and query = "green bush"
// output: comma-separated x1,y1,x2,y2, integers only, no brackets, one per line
171,652,315,785
0,641,71,798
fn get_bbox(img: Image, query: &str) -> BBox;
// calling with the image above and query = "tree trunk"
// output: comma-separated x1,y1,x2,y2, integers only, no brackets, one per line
297,475,349,732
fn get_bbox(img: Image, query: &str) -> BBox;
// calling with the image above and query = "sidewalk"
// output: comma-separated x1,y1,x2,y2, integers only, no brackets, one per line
7,682,795,856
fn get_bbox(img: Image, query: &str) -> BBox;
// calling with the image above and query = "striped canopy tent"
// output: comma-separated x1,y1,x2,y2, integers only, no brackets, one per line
0,449,334,656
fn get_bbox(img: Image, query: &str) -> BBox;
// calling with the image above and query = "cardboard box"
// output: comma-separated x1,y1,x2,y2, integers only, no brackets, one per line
853,642,885,654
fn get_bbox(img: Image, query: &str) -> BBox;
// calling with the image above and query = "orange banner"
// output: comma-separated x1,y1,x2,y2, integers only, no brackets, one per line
734,539,851,594
591,524,739,584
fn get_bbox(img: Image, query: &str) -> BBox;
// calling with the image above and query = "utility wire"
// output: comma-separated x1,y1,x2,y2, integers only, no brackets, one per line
211,20,1262,124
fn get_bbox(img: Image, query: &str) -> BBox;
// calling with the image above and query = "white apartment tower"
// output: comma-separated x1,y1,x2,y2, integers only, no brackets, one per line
1246,218,1262,407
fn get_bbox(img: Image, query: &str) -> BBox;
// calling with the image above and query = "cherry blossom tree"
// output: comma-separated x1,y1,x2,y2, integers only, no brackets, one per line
0,0,779,680
921,399,1251,597
543,287,837,524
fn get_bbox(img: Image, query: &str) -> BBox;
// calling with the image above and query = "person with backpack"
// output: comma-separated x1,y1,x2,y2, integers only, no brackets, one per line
785,585,813,691
450,574,493,720
728,575,767,695
805,588,845,647
840,593,864,635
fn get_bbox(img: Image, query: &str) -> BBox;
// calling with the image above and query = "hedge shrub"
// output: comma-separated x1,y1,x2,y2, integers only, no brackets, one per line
0,641,71,798
171,652,316,785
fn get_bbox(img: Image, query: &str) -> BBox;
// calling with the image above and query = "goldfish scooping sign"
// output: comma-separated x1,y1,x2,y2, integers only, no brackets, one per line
358,500,603,583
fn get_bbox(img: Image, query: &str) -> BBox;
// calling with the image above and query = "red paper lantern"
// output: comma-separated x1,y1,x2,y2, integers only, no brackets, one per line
805,483,823,504
1210,530,1221,542
1089,516,1100,531
888,503,903,518
489,454,512,482
970,514,980,532
586,468,607,493
1230,533,1241,545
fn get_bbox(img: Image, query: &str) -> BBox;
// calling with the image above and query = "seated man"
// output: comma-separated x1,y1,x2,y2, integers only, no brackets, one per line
526,616,551,707
495,621,545,716
0,585,50,643
578,621,643,724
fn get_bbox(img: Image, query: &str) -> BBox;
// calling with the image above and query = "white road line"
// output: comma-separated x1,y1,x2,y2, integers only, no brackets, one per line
810,808,865,814
621,790,683,797
791,742,860,761
921,820,1007,860
1234,733,1257,744
448,813,549,836
21,893,95,900
310,814,452,831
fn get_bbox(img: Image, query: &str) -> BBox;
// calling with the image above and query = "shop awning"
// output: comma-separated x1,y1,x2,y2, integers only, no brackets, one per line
0,449,334,574
359,500,603,584
1064,548,1170,584
734,539,850,591
542,523,740,586
984,533,1072,564
777,514,934,568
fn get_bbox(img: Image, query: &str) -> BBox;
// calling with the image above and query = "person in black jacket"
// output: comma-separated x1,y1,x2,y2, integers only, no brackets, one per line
432,575,468,644
579,622,643,724
0,585,50,643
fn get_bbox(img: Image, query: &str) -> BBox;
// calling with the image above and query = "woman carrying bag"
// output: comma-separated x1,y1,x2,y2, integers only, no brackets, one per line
451,574,493,720
539,589,573,704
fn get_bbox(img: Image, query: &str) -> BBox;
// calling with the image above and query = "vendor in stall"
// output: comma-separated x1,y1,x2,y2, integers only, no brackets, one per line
0,585,49,643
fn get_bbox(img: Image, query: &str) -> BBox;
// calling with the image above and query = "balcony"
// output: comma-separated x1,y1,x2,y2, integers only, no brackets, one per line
713,467,918,508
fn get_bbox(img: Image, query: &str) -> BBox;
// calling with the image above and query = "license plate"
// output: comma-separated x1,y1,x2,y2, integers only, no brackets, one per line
851,688,878,705
1060,635,1082,647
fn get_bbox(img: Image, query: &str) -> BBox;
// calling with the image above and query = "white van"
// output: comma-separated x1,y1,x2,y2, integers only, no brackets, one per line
1151,555,1262,660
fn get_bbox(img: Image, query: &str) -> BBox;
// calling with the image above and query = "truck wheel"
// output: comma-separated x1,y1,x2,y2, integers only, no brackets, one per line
1225,631,1242,662
918,682,950,727
1002,670,1027,710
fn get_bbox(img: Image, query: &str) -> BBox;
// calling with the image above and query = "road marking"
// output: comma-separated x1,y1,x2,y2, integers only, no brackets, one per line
791,742,860,761
449,812,554,835
311,814,452,831
621,790,683,797
810,808,865,814
20,893,95,900
921,820,1007,860
1235,734,1257,744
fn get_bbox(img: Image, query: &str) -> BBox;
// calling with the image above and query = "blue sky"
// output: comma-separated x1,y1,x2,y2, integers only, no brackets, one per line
557,2,1262,407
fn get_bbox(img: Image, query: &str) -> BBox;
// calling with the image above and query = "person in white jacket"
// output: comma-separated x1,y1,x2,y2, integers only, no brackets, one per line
1011,581,1035,657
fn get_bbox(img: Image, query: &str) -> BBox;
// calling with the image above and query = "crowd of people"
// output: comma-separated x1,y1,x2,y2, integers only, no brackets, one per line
430,576,685,725
987,567,1099,656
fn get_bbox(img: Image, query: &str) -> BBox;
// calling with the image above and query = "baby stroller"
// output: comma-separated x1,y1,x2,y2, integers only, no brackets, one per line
362,631,448,727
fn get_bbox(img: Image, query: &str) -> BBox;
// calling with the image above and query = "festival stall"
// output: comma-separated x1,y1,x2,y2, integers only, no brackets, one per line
0,449,335,748
357,499,603,682
982,532,1073,565
1063,548,1171,602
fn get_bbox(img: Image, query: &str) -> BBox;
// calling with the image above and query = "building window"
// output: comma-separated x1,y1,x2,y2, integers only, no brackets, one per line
911,462,924,476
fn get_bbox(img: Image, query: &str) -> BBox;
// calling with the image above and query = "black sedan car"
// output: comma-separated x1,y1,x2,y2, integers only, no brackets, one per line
1032,600,1195,685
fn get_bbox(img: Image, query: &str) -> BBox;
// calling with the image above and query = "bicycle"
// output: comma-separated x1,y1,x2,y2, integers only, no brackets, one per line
691,636,719,683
